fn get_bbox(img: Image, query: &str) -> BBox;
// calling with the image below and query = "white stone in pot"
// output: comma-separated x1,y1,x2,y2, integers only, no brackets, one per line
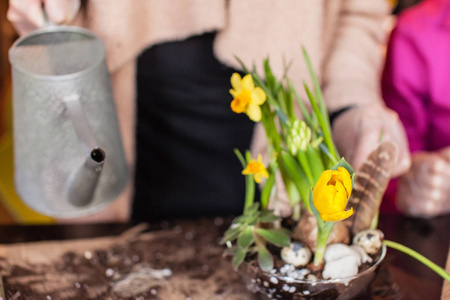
322,243,371,280
280,242,312,267
353,229,384,255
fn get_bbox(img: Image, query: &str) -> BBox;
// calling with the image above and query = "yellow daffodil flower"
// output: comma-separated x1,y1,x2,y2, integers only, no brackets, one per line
313,167,353,222
230,73,266,122
242,154,269,183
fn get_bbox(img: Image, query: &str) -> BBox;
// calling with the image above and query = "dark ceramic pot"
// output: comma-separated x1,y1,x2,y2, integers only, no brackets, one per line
238,244,386,300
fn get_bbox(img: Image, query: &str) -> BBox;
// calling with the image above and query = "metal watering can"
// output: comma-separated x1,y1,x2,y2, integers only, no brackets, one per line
8,25,128,218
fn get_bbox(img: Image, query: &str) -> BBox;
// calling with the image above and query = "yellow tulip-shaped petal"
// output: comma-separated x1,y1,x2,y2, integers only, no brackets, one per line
312,168,353,222
339,167,352,197
313,170,332,203
321,208,354,222
313,183,337,213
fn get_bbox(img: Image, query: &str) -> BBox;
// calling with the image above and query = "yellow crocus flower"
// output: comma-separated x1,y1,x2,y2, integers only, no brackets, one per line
230,73,266,122
242,154,269,183
313,167,353,222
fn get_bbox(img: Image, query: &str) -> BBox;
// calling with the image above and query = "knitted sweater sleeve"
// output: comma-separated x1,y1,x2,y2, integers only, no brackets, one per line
321,0,391,113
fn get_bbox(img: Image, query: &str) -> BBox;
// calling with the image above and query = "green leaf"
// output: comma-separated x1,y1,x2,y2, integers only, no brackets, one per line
233,214,249,225
279,151,311,211
257,245,274,272
306,144,325,184
238,227,255,249
233,148,247,168
297,150,314,185
288,79,312,126
309,189,324,227
259,209,280,223
302,47,329,128
232,246,247,270
246,202,260,217
304,81,338,161
264,59,277,92
277,88,288,118
255,228,290,247
234,55,251,74
285,85,295,121
330,157,355,175
319,142,338,166
221,225,242,244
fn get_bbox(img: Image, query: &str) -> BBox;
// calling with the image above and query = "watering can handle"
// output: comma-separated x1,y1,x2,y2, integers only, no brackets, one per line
41,3,56,27
63,94,99,156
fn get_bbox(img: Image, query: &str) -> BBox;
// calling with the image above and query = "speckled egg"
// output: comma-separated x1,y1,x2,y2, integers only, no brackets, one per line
353,229,384,255
280,242,312,267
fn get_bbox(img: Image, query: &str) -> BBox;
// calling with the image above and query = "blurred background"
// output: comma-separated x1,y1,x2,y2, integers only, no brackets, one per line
0,0,421,224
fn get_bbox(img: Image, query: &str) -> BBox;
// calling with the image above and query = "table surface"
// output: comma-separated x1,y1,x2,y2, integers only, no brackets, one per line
0,213,448,299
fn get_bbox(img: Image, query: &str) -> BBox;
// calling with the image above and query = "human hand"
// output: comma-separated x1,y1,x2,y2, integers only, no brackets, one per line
396,149,450,218
7,0,80,35
332,104,411,177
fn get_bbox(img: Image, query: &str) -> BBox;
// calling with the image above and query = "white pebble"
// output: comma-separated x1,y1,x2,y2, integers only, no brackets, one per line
84,251,93,260
105,268,114,277
269,276,279,284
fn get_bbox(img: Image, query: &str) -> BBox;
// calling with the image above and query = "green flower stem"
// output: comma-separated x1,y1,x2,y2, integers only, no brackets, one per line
292,202,301,221
383,240,450,281
370,211,379,230
234,149,255,215
314,221,334,266
297,151,314,186
243,174,255,214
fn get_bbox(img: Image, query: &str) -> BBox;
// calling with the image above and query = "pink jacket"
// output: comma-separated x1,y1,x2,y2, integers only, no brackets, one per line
382,0,450,212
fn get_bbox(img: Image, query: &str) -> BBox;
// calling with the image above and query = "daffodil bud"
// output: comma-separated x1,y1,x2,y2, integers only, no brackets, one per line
287,120,311,155
313,167,353,222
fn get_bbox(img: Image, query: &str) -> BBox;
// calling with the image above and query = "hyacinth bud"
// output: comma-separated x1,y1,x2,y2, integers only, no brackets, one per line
287,120,311,155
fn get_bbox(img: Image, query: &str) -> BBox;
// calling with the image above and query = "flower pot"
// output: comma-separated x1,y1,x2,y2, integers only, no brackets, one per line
238,244,386,300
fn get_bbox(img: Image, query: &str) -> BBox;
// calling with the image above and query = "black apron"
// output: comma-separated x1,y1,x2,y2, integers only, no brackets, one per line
132,32,259,221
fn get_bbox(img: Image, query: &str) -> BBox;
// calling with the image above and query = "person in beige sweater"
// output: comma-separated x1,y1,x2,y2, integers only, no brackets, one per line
8,0,411,222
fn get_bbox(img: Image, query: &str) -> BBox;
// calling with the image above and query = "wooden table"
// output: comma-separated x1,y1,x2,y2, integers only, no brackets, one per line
0,213,448,299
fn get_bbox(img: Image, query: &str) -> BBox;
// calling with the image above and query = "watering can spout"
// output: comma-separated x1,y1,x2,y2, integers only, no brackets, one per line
63,94,107,207
67,148,105,207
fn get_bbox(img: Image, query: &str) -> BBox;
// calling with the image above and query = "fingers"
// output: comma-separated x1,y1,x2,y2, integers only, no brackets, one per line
7,0,44,35
396,153,450,218
333,105,411,177
44,0,80,24
7,0,81,36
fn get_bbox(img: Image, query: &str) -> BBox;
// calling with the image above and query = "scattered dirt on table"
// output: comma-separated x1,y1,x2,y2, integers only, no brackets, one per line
0,218,256,300
0,218,401,300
